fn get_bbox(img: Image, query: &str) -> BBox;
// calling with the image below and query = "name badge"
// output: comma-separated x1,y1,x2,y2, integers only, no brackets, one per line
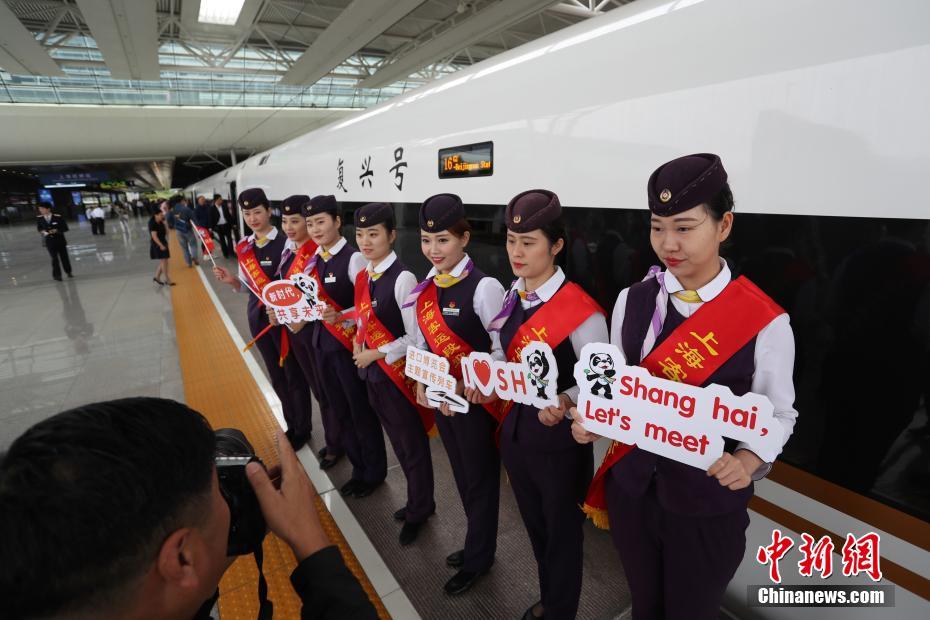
442,306,461,317
324,274,337,284
259,259,273,267
371,299,378,308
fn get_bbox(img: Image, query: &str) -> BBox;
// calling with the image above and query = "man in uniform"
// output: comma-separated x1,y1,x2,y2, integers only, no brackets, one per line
36,203,73,281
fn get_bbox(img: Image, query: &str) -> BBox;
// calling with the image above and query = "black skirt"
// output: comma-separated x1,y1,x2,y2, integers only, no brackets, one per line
150,242,170,260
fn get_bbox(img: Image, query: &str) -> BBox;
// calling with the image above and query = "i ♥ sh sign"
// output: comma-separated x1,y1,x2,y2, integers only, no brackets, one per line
461,342,559,410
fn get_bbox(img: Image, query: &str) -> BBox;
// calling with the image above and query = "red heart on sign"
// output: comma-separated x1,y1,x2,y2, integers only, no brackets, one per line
472,359,492,388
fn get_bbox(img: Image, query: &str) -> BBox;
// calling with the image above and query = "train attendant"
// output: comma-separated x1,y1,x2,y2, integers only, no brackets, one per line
352,202,437,546
304,194,387,497
212,188,313,450
265,195,343,468
489,190,608,620
405,194,506,595
573,154,798,620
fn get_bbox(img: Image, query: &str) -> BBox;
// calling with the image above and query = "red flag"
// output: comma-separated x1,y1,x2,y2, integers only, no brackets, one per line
195,225,215,254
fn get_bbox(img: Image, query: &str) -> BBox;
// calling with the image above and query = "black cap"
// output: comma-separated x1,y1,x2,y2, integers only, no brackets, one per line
282,194,309,216
303,194,338,218
505,189,561,232
419,194,464,232
354,202,394,228
647,153,728,216
237,188,269,210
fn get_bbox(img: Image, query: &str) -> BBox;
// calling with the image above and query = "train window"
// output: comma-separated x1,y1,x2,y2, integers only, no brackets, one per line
438,141,493,179
386,205,930,523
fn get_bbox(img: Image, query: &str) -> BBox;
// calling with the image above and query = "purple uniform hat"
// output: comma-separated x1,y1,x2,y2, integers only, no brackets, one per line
505,189,561,232
303,194,338,218
238,187,269,210
354,202,394,228
419,193,464,232
281,194,309,216
647,153,728,217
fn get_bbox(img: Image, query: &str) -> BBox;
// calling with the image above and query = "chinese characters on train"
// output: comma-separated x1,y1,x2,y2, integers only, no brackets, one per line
336,148,408,192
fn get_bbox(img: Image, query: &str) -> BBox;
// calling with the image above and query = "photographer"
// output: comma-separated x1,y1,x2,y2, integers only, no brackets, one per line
0,397,378,620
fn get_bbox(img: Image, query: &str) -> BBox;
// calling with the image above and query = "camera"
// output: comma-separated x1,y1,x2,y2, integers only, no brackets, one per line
214,428,267,557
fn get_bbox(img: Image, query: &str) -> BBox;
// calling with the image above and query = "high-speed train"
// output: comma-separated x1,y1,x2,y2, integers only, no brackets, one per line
186,0,930,617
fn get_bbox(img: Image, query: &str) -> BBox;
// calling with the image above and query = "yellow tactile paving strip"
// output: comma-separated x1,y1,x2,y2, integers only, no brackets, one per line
166,232,391,619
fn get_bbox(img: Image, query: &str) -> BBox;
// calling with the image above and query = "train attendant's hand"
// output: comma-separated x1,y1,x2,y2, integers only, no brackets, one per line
439,402,454,417
321,305,339,325
416,382,429,408
353,347,384,368
266,306,279,325
707,450,761,490
569,407,599,444
538,393,573,426
353,341,362,356
246,429,330,562
213,266,237,286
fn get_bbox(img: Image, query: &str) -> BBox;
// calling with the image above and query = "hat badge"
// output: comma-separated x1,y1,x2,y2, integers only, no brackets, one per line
427,219,435,228
360,215,367,223
243,200,250,206
513,215,522,224
659,189,672,203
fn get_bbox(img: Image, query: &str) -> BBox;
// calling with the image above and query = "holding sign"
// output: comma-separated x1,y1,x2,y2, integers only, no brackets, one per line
261,273,326,325
573,343,783,470
461,342,559,410
405,346,469,413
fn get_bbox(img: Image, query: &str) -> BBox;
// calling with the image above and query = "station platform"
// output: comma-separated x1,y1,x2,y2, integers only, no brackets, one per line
0,217,632,619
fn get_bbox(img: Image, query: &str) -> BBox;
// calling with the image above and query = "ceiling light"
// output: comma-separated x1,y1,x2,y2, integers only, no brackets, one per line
198,0,246,26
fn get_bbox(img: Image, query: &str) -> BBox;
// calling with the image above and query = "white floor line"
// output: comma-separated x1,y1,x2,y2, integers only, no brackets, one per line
194,267,420,619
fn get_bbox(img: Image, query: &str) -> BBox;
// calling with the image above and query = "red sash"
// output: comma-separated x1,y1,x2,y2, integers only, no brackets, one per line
283,240,318,278
354,270,437,436
416,283,505,422
582,276,784,529
310,256,357,353
235,237,272,296
497,282,605,424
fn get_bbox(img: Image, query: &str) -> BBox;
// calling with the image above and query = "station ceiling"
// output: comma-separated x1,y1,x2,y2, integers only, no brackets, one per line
0,0,634,177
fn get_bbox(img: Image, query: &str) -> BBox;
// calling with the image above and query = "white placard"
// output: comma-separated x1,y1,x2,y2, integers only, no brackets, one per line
404,346,469,413
573,343,784,470
460,342,559,410
260,273,325,324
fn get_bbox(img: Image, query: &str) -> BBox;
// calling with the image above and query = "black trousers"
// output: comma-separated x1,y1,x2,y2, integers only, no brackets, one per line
215,223,234,258
606,473,749,620
366,379,435,523
250,317,313,441
46,241,71,278
91,218,105,235
500,430,593,620
316,347,387,484
434,403,500,572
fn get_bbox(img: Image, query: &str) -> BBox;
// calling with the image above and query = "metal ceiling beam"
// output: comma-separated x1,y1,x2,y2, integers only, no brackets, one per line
359,0,559,89
74,0,160,80
0,0,64,76
279,0,425,86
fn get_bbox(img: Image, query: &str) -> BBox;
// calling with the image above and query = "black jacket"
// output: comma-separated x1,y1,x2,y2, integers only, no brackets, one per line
193,545,377,620
36,213,69,246
209,202,235,229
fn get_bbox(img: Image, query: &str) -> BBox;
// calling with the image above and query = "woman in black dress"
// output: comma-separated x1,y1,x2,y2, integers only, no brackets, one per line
149,210,174,285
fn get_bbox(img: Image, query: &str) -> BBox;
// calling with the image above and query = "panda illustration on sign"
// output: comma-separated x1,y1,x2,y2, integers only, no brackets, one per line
290,272,320,306
584,352,617,398
525,349,551,399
